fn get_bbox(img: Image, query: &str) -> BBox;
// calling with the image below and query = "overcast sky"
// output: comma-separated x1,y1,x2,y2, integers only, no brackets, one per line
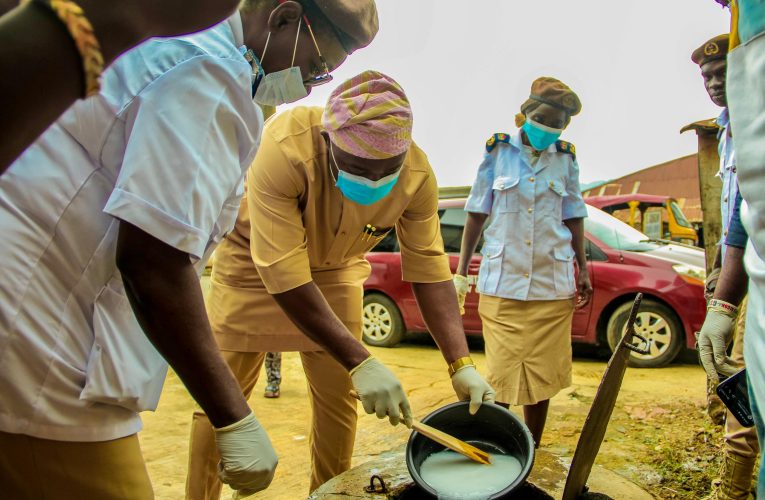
283,0,731,187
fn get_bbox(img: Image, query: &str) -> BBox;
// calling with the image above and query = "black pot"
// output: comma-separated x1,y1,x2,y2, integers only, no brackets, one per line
405,401,535,499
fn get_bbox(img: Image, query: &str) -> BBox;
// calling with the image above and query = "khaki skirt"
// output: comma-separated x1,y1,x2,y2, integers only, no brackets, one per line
478,294,575,406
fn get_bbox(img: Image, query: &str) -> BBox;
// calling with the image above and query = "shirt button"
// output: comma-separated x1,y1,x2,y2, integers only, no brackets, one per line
724,230,729,236
528,207,534,213
499,184,505,189
724,196,728,202
529,177,535,182
524,273,529,278
525,240,531,245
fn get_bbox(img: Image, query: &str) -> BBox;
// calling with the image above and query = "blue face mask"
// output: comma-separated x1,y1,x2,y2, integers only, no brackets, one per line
330,144,401,206
522,119,563,151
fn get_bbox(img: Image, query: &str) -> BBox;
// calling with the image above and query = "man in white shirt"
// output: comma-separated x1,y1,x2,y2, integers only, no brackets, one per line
726,3,765,497
0,1,378,498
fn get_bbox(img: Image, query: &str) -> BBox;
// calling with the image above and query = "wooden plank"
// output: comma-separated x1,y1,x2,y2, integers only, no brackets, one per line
411,421,492,465
696,131,723,272
562,294,645,500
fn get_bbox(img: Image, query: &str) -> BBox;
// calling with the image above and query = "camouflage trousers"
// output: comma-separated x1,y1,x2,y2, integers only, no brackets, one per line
265,351,282,392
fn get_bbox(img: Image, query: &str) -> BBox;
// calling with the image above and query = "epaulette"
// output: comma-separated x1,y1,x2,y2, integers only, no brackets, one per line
556,140,576,158
485,133,511,153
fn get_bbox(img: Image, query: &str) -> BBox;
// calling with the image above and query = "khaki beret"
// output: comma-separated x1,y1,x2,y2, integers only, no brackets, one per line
524,77,582,116
309,0,379,54
692,34,729,66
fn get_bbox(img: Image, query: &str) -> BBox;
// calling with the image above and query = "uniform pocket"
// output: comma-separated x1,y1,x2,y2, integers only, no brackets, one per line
478,244,504,295
345,226,393,260
199,197,243,274
213,198,242,244
553,246,575,296
80,283,168,412
492,176,520,213
540,179,567,217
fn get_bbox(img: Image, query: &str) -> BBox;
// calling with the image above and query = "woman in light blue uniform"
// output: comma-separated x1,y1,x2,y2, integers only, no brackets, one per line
455,77,592,447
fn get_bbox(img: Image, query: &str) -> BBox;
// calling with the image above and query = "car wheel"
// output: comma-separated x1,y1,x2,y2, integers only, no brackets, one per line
362,293,405,348
606,299,684,368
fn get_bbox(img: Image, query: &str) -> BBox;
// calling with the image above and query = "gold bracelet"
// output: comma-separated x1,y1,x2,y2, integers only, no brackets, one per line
448,356,475,377
36,0,104,97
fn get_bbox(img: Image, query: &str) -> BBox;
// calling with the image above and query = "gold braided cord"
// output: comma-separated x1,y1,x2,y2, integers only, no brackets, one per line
48,0,104,97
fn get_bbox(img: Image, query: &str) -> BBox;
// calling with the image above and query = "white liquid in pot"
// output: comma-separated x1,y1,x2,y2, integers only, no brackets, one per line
419,450,522,500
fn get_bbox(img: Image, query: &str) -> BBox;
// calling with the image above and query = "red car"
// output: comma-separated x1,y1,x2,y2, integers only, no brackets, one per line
362,198,706,368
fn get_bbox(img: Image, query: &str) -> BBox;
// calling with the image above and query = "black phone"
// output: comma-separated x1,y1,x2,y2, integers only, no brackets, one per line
716,368,755,428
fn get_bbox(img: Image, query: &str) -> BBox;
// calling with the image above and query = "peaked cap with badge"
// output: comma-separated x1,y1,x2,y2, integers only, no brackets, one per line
691,34,730,66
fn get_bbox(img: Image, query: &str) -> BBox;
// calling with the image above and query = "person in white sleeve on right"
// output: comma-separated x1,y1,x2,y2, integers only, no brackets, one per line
0,1,380,498
722,1,765,496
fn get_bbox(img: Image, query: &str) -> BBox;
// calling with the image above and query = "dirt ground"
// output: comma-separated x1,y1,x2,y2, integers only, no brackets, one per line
140,332,724,500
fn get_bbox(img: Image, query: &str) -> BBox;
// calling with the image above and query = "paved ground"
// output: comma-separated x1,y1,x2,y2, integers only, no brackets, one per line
140,334,711,499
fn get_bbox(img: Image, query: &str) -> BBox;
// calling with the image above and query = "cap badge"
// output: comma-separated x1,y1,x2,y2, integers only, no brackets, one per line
705,42,720,56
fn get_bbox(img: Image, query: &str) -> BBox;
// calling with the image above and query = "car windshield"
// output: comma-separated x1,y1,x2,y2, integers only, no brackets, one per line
669,200,693,228
438,207,486,254
440,207,467,253
585,205,660,252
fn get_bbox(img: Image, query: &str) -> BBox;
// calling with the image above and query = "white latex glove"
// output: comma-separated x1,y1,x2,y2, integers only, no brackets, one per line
350,356,413,427
451,365,496,415
214,412,278,497
453,274,469,316
698,300,739,382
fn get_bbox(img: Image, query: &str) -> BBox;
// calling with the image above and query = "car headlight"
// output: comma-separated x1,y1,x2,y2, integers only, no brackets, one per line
673,263,706,286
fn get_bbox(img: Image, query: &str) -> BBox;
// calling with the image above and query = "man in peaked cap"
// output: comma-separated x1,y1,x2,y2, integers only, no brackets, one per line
187,71,495,498
693,33,759,500
0,1,379,498
692,34,730,108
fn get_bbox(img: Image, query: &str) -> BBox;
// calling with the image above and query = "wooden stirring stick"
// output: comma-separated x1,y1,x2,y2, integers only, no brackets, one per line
349,390,492,465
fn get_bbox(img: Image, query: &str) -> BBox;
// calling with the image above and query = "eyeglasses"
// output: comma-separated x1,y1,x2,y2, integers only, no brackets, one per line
278,0,333,88
302,20,333,87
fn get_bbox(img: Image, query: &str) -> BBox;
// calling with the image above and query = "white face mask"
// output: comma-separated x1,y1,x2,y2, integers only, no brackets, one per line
253,18,308,107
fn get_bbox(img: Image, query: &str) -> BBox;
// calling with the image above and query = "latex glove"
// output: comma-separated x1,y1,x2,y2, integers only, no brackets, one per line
453,274,469,316
214,412,278,496
451,365,496,415
351,356,413,427
697,300,739,382
704,267,721,303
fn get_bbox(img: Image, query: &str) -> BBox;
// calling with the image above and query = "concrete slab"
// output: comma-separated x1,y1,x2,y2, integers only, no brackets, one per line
308,445,653,499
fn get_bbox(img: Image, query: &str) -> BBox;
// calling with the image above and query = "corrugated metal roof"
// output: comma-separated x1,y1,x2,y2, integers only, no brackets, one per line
586,194,672,208
581,154,704,221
